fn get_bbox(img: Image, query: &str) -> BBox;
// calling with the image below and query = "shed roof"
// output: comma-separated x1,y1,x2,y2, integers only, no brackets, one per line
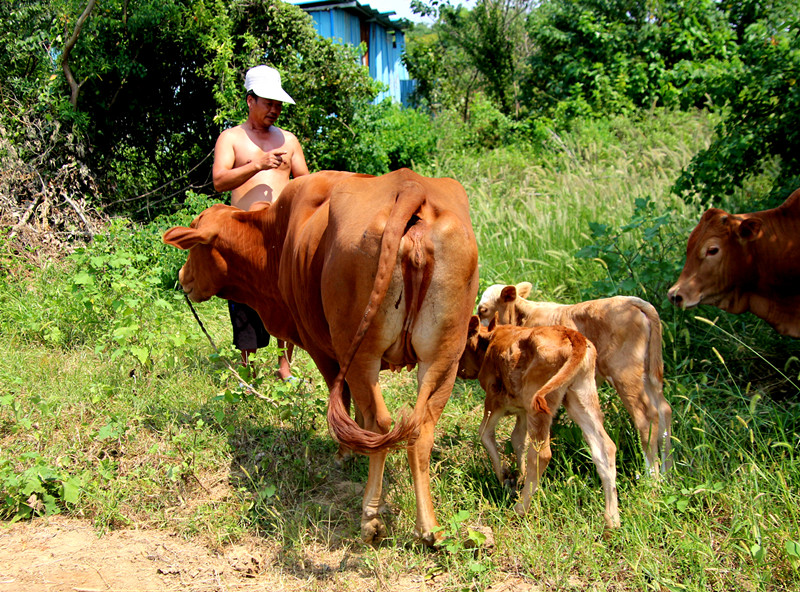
295,1,409,32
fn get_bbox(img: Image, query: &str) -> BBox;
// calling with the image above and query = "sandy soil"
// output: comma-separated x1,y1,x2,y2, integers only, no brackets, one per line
0,516,531,592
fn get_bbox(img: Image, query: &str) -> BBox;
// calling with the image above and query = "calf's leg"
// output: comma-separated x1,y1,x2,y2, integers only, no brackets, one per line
479,405,508,485
562,381,620,528
608,369,661,477
515,410,553,515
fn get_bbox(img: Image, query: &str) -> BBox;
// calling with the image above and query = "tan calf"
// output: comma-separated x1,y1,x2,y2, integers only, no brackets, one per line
477,283,672,475
458,316,620,528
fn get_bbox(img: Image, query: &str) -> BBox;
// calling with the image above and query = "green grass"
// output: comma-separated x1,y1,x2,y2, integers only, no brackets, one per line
2,108,799,590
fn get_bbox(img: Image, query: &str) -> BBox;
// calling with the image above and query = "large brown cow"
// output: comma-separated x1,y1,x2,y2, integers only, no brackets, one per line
476,283,671,475
668,187,800,337
163,169,479,545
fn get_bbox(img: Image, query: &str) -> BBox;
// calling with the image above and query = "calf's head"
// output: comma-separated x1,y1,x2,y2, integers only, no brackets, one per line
163,203,270,304
476,282,532,326
668,208,762,311
457,315,495,379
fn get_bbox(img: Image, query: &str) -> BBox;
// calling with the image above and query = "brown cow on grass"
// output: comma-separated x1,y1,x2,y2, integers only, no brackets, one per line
668,187,800,338
163,169,479,545
458,315,620,528
476,283,672,475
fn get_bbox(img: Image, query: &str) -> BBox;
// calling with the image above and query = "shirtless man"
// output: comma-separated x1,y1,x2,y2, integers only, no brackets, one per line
212,65,309,380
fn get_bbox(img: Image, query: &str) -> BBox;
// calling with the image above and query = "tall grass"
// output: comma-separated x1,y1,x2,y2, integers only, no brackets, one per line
1,108,799,590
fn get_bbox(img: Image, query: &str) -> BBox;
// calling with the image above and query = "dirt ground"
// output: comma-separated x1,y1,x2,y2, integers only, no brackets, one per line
0,516,533,592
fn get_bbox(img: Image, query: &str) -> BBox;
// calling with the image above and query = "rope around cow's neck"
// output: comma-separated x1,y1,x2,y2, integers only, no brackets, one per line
183,294,276,405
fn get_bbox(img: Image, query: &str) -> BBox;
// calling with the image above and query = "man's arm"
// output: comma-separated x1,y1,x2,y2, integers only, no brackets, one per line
288,134,309,178
212,128,286,192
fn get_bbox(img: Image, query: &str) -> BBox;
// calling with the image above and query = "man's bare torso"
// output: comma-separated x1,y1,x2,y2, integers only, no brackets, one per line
226,124,297,210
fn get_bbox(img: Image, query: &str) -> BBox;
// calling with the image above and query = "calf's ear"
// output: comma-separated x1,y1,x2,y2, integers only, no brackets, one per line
500,285,517,302
467,315,480,337
516,282,533,299
488,312,498,331
163,226,209,250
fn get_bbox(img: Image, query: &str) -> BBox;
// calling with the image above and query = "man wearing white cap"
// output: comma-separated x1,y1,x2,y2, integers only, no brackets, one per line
212,65,309,381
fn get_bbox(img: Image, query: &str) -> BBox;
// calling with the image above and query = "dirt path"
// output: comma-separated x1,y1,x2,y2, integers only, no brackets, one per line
0,518,527,592
0,515,385,592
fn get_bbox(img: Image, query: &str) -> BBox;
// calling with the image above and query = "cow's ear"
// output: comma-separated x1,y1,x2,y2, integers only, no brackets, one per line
488,312,498,331
163,226,209,250
467,315,480,338
736,218,763,242
516,282,533,299
249,201,272,212
500,285,517,302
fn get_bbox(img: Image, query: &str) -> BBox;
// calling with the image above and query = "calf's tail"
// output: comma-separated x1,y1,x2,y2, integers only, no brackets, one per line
530,329,590,416
632,299,664,389
326,181,427,454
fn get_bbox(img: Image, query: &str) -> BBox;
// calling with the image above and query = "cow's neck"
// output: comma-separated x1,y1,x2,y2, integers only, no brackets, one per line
234,209,299,344
733,209,800,336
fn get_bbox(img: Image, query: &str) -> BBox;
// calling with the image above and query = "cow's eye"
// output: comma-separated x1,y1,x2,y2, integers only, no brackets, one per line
705,246,719,257
477,305,488,317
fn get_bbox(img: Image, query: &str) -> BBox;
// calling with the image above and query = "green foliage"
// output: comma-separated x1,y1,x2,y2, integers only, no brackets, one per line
0,191,214,366
575,196,686,301
406,0,531,119
674,3,800,206
371,101,437,171
405,4,481,118
0,453,84,522
525,0,736,116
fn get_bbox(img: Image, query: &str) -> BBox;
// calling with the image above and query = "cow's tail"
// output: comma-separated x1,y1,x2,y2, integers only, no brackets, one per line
529,329,590,417
327,182,427,454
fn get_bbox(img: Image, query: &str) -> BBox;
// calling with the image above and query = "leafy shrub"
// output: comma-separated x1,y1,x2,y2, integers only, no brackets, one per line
575,196,686,302
373,102,437,171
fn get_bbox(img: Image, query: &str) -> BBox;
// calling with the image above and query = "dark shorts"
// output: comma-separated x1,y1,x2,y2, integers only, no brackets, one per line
228,301,271,351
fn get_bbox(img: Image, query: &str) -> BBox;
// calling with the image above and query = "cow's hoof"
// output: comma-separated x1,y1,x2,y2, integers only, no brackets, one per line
513,502,528,516
413,528,440,547
334,445,355,466
361,517,387,544
604,513,621,529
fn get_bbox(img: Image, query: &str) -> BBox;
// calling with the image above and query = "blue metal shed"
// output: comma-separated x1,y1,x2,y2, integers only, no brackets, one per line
294,1,414,105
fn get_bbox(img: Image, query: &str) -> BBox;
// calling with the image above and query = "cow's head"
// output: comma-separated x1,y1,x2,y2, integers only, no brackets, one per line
163,203,270,303
668,208,762,311
457,314,496,379
476,282,532,326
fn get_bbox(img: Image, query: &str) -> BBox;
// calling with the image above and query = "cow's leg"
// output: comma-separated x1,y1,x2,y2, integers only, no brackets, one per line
407,358,459,545
479,406,507,485
342,357,393,544
515,408,553,515
562,381,620,528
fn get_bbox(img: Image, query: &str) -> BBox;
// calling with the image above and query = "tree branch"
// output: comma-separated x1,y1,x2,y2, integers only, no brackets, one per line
61,0,97,107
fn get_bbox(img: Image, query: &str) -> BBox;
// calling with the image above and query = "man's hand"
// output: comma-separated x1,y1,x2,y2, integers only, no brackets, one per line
256,150,287,170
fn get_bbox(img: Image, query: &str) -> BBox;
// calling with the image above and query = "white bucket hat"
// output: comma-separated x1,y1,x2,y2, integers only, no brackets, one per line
244,65,295,104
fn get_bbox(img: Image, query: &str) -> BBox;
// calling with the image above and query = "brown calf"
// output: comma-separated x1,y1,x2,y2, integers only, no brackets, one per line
458,316,620,528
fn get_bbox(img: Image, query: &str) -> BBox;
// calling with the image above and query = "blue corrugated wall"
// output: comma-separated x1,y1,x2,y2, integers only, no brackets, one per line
309,10,410,105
